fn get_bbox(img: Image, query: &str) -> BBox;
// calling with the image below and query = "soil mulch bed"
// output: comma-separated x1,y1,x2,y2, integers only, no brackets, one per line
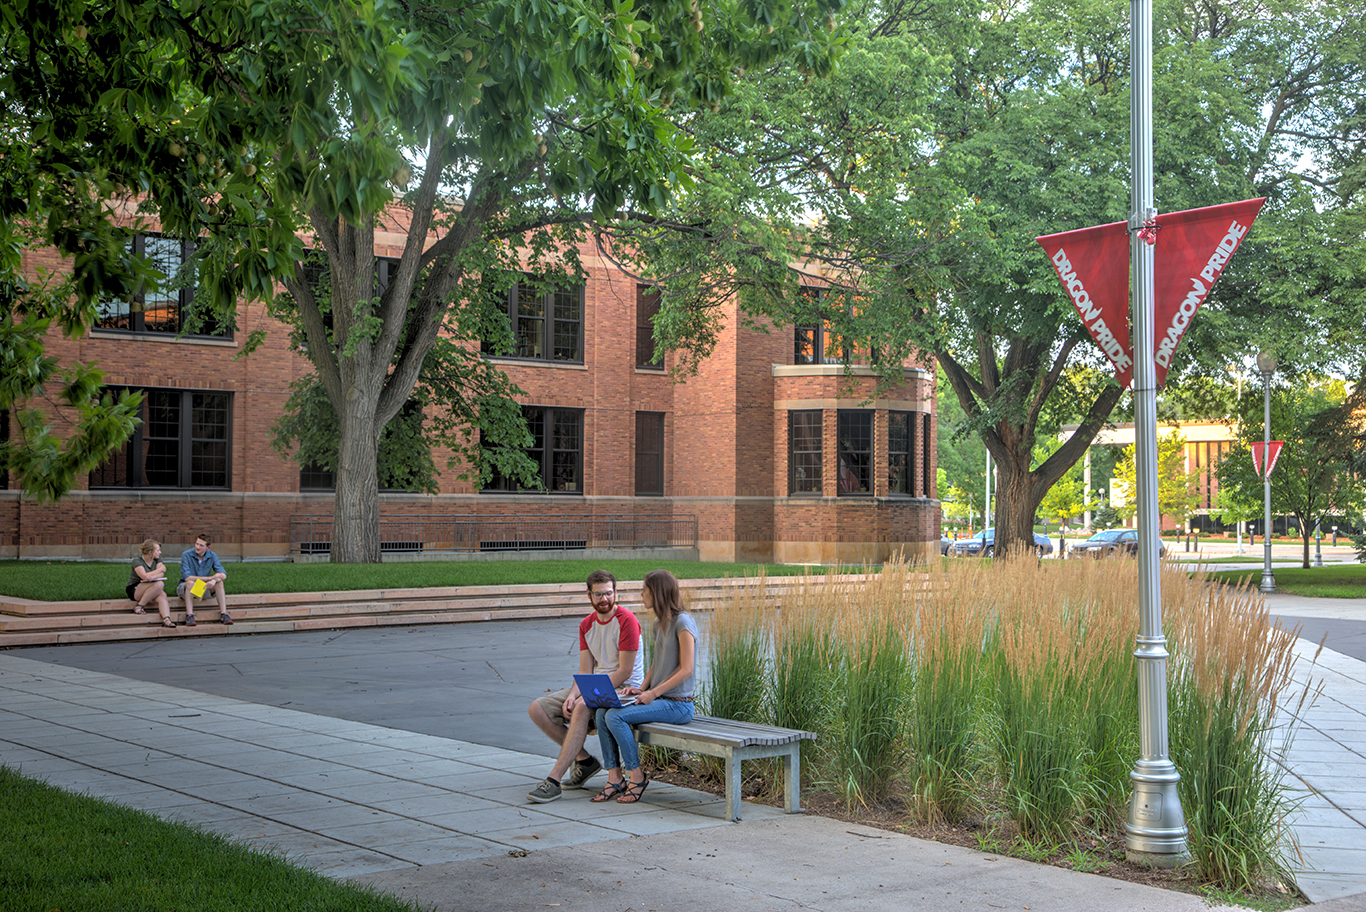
644,755,1304,910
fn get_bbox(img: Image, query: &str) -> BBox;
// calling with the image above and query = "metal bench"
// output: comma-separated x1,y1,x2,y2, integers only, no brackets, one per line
635,715,816,822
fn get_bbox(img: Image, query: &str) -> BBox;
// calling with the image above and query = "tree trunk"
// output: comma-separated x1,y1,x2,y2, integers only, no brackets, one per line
994,457,1045,557
331,389,383,564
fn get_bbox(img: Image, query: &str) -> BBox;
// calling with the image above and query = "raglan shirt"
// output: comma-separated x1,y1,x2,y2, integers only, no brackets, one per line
579,607,646,688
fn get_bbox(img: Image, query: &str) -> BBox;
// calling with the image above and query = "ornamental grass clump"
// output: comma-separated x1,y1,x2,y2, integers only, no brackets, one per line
1163,567,1311,892
906,557,990,826
989,555,1088,843
1062,558,1140,831
828,567,912,808
770,571,841,744
700,573,772,725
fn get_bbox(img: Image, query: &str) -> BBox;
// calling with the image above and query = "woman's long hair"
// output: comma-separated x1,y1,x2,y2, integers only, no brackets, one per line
642,569,684,626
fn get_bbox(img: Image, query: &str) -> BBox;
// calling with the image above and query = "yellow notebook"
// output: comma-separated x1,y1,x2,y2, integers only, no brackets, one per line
189,579,207,598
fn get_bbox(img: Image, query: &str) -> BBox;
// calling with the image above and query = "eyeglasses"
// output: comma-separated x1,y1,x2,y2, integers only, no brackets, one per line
589,589,614,599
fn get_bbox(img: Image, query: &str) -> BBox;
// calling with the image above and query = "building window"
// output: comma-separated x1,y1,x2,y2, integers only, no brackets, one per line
635,411,665,495
923,412,933,497
484,406,583,494
482,276,584,363
888,411,912,495
637,285,664,370
296,398,425,493
794,286,851,365
89,389,231,489
789,410,823,495
95,234,227,337
295,252,402,349
299,463,335,491
837,410,873,495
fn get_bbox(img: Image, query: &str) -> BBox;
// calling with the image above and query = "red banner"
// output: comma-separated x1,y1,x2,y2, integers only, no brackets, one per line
1036,198,1265,389
1152,198,1265,386
1251,440,1285,479
1035,220,1134,388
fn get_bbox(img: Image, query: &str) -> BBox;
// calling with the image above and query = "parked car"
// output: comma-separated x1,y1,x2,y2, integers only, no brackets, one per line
1069,528,1167,558
940,536,954,556
947,528,1053,558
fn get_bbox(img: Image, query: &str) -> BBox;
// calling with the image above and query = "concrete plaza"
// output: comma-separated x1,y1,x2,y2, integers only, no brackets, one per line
1,582,1364,910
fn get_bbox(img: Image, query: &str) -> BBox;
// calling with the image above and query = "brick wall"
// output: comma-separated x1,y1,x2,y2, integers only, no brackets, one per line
6,222,940,562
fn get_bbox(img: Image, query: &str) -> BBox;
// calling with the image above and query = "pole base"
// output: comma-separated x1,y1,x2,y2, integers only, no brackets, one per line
1125,848,1191,869
1125,763,1188,861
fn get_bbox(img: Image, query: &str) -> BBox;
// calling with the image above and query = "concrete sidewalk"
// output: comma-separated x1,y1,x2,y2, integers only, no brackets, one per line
3,596,1365,909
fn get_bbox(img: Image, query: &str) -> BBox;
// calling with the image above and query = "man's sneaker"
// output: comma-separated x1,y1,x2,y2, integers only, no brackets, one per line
527,778,562,803
185,614,197,627
563,755,602,789
219,613,234,625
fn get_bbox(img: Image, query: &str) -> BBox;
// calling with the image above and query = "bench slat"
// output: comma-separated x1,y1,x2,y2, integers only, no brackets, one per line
632,715,816,822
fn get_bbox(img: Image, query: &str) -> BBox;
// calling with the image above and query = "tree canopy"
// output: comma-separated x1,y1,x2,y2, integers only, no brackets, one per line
2,0,845,560
628,0,1366,554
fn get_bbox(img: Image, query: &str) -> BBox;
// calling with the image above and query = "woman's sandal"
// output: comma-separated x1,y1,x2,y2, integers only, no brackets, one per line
160,617,176,629
591,781,626,803
617,776,650,804
133,606,146,614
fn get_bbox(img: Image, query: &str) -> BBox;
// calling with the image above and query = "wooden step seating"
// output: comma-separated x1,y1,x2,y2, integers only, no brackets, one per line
0,575,837,649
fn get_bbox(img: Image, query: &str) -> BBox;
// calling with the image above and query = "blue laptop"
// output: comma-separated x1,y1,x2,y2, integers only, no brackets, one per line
574,673,637,709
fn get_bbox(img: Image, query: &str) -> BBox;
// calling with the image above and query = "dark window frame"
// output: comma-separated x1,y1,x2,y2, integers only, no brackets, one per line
88,388,232,490
794,286,851,365
299,463,335,491
636,285,664,370
482,275,585,364
922,412,933,498
635,411,665,495
483,406,584,494
788,410,823,495
888,410,912,496
837,410,873,496
94,234,229,338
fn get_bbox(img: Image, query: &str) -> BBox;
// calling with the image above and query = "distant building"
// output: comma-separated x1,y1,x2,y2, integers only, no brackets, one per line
1062,421,1234,531
3,221,940,564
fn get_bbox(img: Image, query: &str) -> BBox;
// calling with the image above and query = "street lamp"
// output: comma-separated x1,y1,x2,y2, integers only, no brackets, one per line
1257,351,1277,593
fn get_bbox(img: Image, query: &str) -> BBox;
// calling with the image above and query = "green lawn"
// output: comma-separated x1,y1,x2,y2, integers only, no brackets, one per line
0,557,841,602
0,765,420,912
1206,562,1366,598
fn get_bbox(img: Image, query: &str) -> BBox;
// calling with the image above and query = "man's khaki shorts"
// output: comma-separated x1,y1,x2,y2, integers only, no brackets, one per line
535,686,596,732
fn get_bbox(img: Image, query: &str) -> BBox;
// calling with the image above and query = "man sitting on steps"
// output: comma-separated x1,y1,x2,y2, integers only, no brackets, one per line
526,569,643,803
178,534,232,627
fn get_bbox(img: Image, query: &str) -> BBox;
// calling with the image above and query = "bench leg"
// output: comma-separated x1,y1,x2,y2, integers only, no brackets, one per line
725,749,742,822
783,746,802,814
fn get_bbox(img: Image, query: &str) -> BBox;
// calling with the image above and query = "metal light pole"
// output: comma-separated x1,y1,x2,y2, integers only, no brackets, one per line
1314,521,1323,567
1124,0,1188,866
1258,351,1277,593
984,450,992,532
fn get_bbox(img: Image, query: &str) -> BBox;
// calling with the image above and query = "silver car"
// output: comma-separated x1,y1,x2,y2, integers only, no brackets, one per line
947,528,1054,558
1069,528,1167,558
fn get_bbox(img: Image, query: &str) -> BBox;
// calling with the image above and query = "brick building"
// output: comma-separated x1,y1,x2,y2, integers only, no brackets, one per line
2,221,939,564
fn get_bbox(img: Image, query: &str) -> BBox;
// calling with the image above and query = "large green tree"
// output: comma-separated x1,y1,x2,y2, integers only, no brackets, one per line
629,0,1366,556
2,0,843,561
1216,384,1366,568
